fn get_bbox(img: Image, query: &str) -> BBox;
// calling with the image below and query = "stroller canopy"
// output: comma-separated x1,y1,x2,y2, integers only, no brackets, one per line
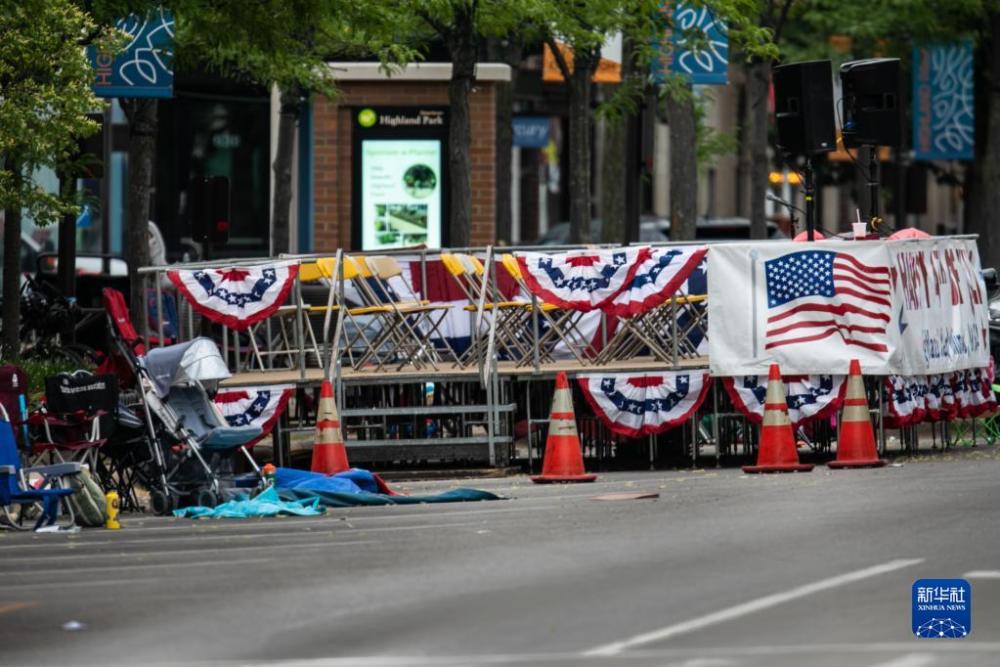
143,338,231,397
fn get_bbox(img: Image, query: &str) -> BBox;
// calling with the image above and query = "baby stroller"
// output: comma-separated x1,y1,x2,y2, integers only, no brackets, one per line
101,289,262,514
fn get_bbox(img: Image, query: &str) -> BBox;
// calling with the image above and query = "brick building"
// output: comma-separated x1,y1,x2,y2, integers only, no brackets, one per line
306,63,510,252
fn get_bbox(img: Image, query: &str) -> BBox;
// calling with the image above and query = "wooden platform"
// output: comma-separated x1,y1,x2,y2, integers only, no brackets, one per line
220,357,709,388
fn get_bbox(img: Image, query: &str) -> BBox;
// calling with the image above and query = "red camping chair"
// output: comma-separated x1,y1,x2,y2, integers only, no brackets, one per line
0,365,30,454
30,372,118,481
98,288,146,388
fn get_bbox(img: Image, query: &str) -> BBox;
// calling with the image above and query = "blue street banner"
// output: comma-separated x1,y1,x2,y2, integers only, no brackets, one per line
912,42,974,161
90,9,174,99
652,3,728,85
513,116,550,149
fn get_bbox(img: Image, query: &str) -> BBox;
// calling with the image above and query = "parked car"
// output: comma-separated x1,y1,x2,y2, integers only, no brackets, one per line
532,216,784,245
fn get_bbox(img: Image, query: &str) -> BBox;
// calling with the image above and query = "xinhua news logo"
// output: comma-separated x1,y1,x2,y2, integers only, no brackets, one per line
912,579,971,639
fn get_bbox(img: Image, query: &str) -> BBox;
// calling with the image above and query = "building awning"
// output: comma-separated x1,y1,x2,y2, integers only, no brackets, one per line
326,62,511,83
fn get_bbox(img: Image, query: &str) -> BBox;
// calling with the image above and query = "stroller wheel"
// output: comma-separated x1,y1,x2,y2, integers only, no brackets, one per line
149,490,174,516
195,488,220,508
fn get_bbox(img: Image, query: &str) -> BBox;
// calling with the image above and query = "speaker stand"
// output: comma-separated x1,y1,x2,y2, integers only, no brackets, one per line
866,145,881,231
804,157,816,241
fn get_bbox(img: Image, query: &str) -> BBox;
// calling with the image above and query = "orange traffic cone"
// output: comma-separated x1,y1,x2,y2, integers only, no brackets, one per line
743,363,815,473
532,372,597,483
310,380,350,474
829,359,887,469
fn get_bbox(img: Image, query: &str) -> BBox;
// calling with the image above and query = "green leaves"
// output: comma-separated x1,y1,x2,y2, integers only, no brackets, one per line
0,0,101,226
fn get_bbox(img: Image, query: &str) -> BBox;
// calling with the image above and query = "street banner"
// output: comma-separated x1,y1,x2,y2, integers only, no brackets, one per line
579,371,710,438
708,239,988,376
516,247,651,311
90,8,174,98
912,42,974,161
653,3,728,85
722,375,846,426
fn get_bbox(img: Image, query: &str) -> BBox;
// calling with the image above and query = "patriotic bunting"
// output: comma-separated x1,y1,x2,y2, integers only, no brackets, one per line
722,375,847,426
214,384,295,447
886,369,997,425
885,376,926,426
168,261,299,330
578,371,710,438
604,246,708,317
515,247,651,311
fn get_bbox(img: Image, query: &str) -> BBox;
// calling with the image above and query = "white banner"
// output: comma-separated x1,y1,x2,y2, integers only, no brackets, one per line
708,239,988,376
889,238,989,375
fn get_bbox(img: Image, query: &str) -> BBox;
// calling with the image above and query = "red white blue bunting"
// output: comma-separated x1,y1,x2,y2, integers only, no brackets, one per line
515,247,651,311
168,261,299,330
885,369,997,425
722,375,847,426
213,384,295,448
578,371,710,438
604,246,708,317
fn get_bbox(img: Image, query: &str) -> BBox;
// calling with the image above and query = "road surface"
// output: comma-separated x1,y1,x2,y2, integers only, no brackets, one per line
3,446,999,666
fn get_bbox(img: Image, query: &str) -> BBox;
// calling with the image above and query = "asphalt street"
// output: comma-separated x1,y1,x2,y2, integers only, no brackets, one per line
3,446,1000,667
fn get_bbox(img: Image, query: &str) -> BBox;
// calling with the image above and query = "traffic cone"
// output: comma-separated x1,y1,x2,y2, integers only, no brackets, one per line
310,380,350,474
829,359,887,469
743,363,814,473
532,372,597,483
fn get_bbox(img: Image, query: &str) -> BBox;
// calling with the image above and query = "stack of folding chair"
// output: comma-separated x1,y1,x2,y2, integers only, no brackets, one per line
320,254,458,371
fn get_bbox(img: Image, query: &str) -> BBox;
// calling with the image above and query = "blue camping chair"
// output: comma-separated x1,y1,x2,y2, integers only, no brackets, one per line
0,420,80,531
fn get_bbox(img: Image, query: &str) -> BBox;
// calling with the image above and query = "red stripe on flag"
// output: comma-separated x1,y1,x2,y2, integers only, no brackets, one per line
833,286,891,307
768,302,891,325
767,319,886,337
835,253,889,275
833,261,892,287
832,272,891,297
765,327,889,352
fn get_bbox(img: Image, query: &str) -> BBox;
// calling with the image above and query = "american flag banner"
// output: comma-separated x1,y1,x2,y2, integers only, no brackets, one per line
708,241,909,376
763,250,892,353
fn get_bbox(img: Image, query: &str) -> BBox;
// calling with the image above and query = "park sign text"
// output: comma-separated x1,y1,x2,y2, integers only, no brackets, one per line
89,9,174,99
708,238,988,376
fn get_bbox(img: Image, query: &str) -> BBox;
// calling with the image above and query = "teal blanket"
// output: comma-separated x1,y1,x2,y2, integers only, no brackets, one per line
173,487,324,519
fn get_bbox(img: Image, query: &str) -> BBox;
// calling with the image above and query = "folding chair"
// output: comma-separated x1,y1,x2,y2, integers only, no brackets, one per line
499,254,599,367
30,372,118,484
244,260,330,370
442,253,540,366
0,365,30,450
1,420,80,531
595,294,709,364
363,255,459,370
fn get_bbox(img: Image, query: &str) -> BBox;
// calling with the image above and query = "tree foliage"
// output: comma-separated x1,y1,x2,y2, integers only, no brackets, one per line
0,0,106,226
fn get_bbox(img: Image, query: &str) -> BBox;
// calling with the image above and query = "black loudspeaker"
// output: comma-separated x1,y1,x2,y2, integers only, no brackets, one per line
773,60,837,156
840,58,902,147
189,176,231,246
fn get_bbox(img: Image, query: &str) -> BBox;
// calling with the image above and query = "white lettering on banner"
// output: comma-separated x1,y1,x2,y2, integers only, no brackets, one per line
708,238,989,376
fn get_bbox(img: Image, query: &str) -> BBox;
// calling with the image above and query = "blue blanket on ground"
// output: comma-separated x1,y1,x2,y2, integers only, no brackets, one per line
173,468,502,518
173,487,324,519
274,467,502,507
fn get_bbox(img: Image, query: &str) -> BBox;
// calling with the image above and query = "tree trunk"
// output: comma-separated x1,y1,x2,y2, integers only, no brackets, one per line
491,40,521,245
2,164,22,360
271,86,301,255
666,84,698,241
968,12,1000,268
445,12,477,249
568,50,597,243
601,116,625,243
122,98,157,331
747,58,771,240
